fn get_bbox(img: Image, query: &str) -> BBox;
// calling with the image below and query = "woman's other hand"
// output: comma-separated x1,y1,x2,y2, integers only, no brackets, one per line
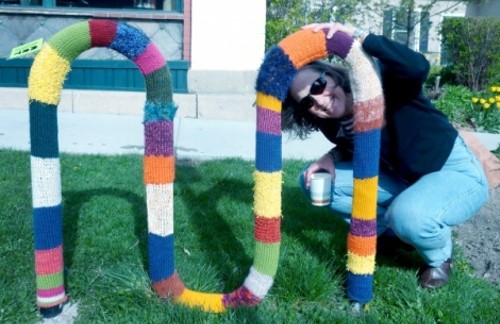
303,153,335,189
301,22,355,39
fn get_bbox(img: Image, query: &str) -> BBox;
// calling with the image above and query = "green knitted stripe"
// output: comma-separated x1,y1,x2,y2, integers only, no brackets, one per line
145,65,173,103
253,241,280,277
36,271,64,290
48,21,91,62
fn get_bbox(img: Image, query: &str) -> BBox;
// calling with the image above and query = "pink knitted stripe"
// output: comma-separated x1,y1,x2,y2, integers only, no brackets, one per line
35,245,63,275
222,285,261,308
37,285,65,298
135,43,166,75
256,106,281,135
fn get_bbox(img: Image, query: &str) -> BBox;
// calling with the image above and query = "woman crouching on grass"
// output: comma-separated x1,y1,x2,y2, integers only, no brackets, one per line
282,22,489,289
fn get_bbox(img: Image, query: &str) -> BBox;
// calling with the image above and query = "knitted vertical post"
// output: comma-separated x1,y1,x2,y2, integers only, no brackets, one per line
28,20,176,310
255,29,384,303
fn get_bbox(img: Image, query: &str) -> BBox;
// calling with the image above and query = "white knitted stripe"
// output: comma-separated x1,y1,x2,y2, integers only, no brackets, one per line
146,183,174,237
243,266,274,299
31,156,62,208
36,291,66,305
344,41,382,103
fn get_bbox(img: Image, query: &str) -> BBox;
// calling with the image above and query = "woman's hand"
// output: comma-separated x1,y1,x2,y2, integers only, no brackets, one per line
301,22,355,39
303,153,336,189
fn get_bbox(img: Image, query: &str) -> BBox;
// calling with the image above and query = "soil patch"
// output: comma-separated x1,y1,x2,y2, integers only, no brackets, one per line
454,186,500,288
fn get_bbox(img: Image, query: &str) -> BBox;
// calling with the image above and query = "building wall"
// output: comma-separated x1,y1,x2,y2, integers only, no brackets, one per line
355,0,466,64
188,0,266,94
466,0,500,18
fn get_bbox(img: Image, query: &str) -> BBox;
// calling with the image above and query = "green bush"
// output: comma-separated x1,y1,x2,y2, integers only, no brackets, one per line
441,17,500,91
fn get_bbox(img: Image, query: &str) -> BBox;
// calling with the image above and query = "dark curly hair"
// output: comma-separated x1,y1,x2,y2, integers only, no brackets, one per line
281,60,351,139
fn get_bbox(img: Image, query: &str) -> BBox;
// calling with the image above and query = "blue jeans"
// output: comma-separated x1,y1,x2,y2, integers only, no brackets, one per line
299,136,489,267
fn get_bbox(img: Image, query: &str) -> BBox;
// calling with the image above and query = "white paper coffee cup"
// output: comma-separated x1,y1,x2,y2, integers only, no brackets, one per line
310,172,332,206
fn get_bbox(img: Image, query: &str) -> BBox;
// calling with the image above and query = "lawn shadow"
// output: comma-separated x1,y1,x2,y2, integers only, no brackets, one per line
281,184,349,267
280,183,423,274
174,162,254,291
62,188,148,279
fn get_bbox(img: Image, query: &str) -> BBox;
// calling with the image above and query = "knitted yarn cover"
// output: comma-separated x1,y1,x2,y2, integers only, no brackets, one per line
28,19,279,313
256,29,384,303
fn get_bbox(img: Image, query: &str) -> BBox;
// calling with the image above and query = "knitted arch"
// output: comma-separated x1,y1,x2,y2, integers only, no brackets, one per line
255,29,384,303
29,19,279,314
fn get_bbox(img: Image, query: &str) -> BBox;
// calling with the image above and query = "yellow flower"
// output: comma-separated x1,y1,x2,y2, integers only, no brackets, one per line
472,97,479,103
492,86,499,92
497,102,500,109
496,96,500,102
489,97,496,103
483,103,491,109
479,98,486,104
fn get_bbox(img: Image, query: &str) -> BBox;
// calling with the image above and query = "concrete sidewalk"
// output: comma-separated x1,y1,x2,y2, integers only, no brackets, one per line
1,109,499,161
0,109,333,160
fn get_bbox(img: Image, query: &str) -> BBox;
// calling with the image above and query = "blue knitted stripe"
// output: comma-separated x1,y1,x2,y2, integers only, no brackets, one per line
346,272,373,303
144,102,178,123
30,101,59,158
255,46,296,101
148,233,175,282
33,205,62,250
255,131,282,172
110,22,149,61
352,130,381,179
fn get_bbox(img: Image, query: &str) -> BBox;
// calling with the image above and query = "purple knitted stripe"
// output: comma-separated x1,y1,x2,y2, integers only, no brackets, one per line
350,218,377,237
325,30,353,59
257,107,281,135
145,120,173,156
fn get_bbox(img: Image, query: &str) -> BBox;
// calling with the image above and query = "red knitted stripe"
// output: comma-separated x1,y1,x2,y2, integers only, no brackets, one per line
222,285,261,308
353,95,385,132
254,216,281,243
35,245,63,275
153,272,186,299
89,19,117,47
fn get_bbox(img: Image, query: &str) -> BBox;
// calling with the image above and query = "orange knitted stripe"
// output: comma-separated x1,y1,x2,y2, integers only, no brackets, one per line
347,233,377,256
279,29,328,69
144,155,175,184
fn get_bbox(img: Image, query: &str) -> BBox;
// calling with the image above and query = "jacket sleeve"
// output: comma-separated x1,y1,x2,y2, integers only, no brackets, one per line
361,34,430,105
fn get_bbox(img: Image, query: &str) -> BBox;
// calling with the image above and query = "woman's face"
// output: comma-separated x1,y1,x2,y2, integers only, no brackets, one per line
290,69,352,119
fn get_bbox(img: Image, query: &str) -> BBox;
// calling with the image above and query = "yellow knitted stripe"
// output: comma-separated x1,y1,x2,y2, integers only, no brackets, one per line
346,252,376,275
352,177,378,220
253,171,282,218
256,92,281,113
28,45,70,105
175,288,225,313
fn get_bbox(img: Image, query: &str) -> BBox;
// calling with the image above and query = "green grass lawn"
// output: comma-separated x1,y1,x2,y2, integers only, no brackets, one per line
1,149,498,323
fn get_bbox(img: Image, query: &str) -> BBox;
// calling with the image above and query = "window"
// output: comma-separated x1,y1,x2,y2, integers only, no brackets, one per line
383,7,430,52
0,0,182,11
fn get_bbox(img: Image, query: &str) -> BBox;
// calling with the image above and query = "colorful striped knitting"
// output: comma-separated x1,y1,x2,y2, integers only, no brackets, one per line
28,19,176,309
28,19,278,313
256,29,384,303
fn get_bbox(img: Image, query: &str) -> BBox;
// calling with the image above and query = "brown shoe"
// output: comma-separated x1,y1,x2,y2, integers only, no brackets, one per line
418,258,452,289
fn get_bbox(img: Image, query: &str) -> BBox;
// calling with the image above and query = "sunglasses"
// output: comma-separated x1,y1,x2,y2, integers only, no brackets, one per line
298,71,328,110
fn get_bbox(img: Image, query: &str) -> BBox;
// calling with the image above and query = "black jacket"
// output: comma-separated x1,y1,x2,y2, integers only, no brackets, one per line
317,34,458,184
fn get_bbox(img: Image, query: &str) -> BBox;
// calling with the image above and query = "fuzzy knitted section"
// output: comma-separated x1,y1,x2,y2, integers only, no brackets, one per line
255,28,384,303
28,19,176,309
